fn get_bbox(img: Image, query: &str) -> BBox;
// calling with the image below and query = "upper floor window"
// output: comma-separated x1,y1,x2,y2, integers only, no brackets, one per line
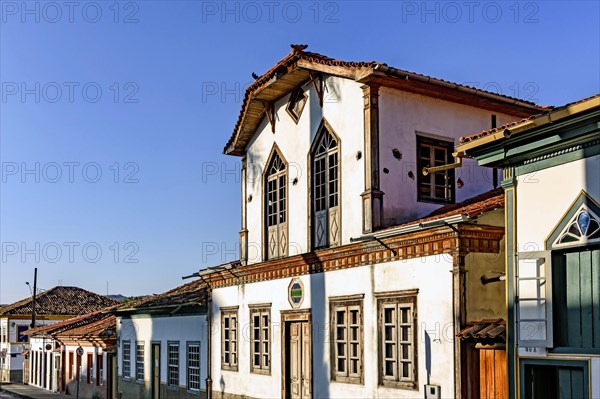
122,341,131,379
416,135,455,204
135,341,144,382
286,88,307,123
311,122,340,249
265,150,287,260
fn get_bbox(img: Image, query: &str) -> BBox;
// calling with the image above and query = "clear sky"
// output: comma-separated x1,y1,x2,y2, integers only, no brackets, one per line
1,0,599,304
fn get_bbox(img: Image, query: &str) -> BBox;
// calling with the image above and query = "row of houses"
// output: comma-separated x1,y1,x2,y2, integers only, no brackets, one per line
3,46,598,398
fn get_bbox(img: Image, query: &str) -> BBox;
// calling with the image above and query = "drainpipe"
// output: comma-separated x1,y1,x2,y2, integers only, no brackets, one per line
422,154,463,176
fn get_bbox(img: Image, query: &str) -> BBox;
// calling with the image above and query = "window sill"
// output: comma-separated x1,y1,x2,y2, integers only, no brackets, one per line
379,380,418,390
549,347,600,355
417,197,454,205
221,365,238,372
331,376,363,385
250,368,271,376
167,385,179,391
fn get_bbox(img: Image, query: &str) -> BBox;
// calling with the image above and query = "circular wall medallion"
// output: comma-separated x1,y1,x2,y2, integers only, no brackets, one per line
288,278,304,309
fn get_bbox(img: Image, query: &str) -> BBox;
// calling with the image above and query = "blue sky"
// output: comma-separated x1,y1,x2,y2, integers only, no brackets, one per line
1,0,599,304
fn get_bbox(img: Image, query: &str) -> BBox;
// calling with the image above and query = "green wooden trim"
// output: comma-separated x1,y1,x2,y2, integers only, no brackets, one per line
549,347,600,355
514,140,600,177
546,191,600,250
518,358,588,399
505,187,516,399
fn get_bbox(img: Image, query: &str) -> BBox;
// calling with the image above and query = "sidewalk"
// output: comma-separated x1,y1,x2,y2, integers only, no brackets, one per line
0,384,72,399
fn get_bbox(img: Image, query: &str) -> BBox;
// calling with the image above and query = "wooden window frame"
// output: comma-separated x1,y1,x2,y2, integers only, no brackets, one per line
249,304,271,374
329,295,364,384
186,342,201,392
221,307,239,371
262,145,288,261
376,290,418,390
416,134,455,204
122,341,131,379
167,341,179,387
135,341,144,382
286,87,308,123
308,119,342,251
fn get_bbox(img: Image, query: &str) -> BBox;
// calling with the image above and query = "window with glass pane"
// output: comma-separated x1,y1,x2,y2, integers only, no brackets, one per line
250,307,270,373
286,88,307,123
187,343,200,391
378,293,417,389
416,135,454,203
135,342,144,382
265,151,287,259
312,125,340,249
168,342,179,387
122,341,131,379
221,310,238,370
330,298,363,383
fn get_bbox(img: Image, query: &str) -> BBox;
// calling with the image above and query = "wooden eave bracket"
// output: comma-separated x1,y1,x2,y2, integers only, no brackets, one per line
308,71,323,107
260,100,276,133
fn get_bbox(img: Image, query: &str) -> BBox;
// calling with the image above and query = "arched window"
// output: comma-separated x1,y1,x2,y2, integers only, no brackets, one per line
311,123,340,249
265,150,287,259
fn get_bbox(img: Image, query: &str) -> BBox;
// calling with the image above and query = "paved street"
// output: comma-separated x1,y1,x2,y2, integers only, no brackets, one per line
0,385,71,399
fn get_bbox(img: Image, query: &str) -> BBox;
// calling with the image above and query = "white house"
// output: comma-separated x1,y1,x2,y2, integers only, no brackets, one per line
25,309,117,399
0,286,116,384
112,278,208,399
455,94,600,398
191,45,550,399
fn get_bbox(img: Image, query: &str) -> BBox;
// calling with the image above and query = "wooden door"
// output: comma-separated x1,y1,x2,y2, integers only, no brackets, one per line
287,322,311,399
479,348,507,399
107,354,116,399
151,344,160,399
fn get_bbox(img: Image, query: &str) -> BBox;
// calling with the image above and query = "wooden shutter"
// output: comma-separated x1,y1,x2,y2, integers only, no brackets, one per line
516,251,553,348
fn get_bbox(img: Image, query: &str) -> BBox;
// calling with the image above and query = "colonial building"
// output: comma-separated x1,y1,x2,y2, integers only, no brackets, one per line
0,286,116,383
455,94,600,398
24,309,117,398
190,45,550,399
112,278,208,399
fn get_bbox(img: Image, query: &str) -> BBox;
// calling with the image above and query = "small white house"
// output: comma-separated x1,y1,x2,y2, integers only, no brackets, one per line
112,278,208,399
0,286,116,383
25,310,117,399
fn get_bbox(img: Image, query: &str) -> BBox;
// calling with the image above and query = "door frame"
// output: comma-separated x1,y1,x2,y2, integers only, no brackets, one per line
280,309,312,399
518,357,589,399
151,342,161,399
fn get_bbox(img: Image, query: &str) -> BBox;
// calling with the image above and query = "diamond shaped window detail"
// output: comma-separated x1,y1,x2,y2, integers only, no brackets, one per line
286,88,307,123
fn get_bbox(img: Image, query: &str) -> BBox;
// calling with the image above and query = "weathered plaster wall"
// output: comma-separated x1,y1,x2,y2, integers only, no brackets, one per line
212,256,455,399
378,87,519,225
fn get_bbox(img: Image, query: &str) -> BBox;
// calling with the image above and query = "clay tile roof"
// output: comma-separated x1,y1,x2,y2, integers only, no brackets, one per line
423,188,504,220
457,319,506,343
459,93,600,144
117,278,208,312
224,45,547,155
0,286,118,316
24,307,117,340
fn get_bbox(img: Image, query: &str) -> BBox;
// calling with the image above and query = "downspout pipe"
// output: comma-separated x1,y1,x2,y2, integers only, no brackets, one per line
422,154,463,176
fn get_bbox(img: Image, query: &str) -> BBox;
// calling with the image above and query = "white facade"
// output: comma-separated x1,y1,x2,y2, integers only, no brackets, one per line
212,255,456,399
117,314,208,394
515,154,600,398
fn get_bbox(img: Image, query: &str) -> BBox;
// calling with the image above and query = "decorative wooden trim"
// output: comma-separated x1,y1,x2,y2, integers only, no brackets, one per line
374,289,419,298
248,303,272,309
328,294,365,302
308,72,323,106
285,87,308,124
361,83,383,232
205,224,504,290
219,306,239,312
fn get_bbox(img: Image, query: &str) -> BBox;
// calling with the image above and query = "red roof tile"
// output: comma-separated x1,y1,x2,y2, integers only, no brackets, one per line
116,278,207,312
457,319,506,343
25,307,116,340
424,188,504,220
459,93,600,144
225,45,547,155
0,286,117,316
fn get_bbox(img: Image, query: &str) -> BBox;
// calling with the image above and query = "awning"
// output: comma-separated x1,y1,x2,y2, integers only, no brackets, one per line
457,319,505,344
